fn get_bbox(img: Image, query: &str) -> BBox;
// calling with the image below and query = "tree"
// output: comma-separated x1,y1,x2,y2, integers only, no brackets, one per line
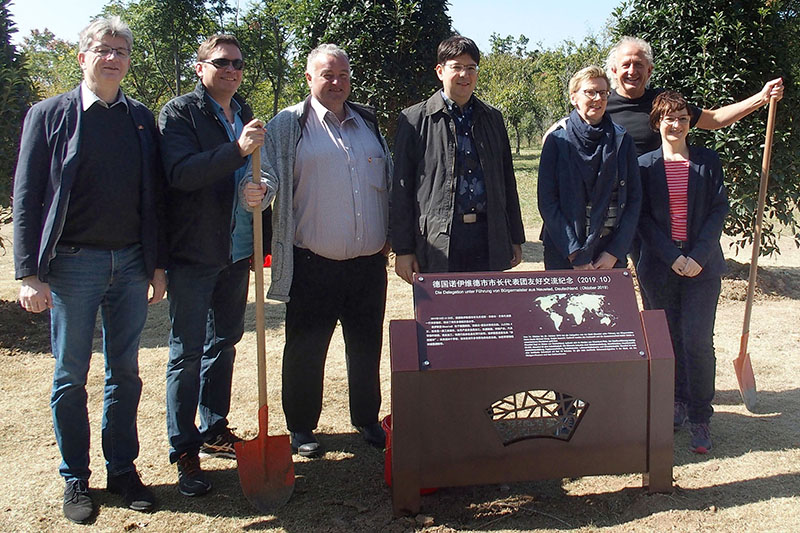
0,0,35,207
295,0,452,140
612,0,800,254
235,0,299,118
21,29,81,99
478,34,538,154
104,0,222,110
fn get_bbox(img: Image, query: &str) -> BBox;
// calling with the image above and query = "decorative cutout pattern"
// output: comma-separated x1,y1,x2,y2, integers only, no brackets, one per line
486,390,588,444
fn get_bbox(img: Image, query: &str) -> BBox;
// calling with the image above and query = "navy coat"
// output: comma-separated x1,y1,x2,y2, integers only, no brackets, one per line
636,146,729,284
538,121,642,266
13,86,166,281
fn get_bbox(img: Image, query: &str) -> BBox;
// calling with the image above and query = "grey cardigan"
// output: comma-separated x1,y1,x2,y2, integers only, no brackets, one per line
255,97,393,302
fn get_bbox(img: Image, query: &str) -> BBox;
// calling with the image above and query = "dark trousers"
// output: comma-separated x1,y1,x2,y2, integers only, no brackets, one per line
642,270,721,424
282,247,387,432
448,218,489,272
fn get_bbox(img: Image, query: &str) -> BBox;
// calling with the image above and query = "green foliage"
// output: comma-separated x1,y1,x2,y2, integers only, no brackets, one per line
478,35,538,154
21,29,81,99
294,0,452,140
104,0,221,110
235,0,300,119
612,0,800,254
477,33,609,147
0,0,35,207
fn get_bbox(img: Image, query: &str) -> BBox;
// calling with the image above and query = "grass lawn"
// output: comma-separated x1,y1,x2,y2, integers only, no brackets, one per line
512,144,542,232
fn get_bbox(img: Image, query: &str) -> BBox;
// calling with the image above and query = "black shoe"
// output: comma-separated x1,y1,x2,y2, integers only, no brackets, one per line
290,431,321,458
355,422,386,448
107,469,156,512
199,427,243,460
176,453,212,496
63,479,94,524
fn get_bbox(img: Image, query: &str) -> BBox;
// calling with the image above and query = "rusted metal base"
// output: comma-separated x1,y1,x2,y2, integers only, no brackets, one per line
389,309,673,516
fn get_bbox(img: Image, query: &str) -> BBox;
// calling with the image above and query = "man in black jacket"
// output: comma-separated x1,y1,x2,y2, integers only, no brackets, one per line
392,35,525,282
158,34,270,497
13,16,164,523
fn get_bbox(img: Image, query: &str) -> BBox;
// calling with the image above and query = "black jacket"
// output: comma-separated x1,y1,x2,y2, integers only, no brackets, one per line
391,92,525,272
13,86,166,281
158,82,260,266
637,146,729,281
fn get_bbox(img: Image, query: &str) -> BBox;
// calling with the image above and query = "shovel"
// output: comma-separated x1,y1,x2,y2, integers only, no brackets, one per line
235,147,295,512
734,95,778,412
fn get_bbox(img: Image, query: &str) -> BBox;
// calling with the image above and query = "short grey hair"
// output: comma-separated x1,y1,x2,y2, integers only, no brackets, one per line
79,16,133,53
605,36,653,88
306,43,350,73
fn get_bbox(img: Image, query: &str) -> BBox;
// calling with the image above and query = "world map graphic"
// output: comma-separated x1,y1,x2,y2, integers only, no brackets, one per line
533,293,618,331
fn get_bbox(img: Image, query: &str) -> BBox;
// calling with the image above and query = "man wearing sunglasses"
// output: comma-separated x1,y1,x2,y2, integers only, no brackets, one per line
13,16,165,522
158,34,272,497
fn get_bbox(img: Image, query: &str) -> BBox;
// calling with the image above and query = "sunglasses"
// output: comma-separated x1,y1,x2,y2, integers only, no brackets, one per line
201,58,244,70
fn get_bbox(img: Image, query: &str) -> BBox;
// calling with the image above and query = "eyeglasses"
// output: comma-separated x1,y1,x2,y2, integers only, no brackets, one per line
89,45,131,59
582,89,610,100
661,116,691,125
444,62,479,75
201,58,244,70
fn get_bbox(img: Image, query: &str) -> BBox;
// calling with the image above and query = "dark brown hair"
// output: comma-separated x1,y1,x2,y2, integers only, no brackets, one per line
649,90,689,131
197,34,241,61
437,35,480,66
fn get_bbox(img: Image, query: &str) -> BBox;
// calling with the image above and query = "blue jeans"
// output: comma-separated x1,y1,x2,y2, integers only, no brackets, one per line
165,259,249,462
48,244,149,481
642,270,721,424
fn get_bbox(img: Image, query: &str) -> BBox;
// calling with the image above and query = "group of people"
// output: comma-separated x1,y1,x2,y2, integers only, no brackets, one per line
538,36,782,459
11,14,781,525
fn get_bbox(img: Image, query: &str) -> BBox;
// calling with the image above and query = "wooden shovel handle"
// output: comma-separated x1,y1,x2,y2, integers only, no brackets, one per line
251,148,268,411
740,96,778,351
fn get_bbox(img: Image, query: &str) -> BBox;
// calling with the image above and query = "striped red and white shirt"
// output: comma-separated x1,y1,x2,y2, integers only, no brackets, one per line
664,159,690,241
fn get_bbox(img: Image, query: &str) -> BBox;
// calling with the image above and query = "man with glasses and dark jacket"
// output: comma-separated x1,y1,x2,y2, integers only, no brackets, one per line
392,35,525,282
158,34,271,497
13,16,165,523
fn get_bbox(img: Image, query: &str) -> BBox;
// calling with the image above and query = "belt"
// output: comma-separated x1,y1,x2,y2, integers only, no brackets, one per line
673,240,687,249
456,212,487,224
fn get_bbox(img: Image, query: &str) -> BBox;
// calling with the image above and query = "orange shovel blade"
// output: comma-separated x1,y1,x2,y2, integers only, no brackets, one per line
733,352,757,412
234,406,295,513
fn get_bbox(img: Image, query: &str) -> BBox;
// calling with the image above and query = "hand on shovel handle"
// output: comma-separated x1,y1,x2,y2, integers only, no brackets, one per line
234,144,295,512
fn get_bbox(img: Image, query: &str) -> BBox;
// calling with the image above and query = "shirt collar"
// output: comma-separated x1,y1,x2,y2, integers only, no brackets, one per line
310,95,354,124
81,81,128,112
440,90,474,115
206,91,242,119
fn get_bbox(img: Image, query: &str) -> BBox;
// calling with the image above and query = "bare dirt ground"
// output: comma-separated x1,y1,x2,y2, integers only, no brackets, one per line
0,218,798,533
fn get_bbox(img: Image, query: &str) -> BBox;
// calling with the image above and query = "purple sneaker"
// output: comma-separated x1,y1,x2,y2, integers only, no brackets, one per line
689,422,712,454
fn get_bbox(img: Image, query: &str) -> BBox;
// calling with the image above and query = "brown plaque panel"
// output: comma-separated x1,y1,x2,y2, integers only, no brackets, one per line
390,270,675,516
413,269,646,370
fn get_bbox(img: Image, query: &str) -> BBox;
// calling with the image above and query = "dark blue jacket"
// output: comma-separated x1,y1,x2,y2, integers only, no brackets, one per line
158,82,254,267
636,146,729,282
538,121,641,266
13,86,166,281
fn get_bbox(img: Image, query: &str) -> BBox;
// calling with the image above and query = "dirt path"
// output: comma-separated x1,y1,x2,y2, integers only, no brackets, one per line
1,221,798,532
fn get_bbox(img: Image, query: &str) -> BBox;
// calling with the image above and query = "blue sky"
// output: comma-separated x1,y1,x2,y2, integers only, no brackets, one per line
9,0,623,50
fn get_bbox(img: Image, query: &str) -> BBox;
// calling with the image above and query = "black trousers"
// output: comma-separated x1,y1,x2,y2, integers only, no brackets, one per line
282,247,387,432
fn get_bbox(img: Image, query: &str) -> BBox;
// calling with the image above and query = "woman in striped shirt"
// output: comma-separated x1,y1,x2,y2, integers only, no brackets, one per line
637,90,729,454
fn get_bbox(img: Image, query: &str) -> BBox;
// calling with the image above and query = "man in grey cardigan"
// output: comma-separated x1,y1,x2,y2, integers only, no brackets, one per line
254,43,392,457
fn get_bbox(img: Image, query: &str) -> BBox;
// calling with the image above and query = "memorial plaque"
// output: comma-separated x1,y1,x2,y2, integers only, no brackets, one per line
413,269,645,370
